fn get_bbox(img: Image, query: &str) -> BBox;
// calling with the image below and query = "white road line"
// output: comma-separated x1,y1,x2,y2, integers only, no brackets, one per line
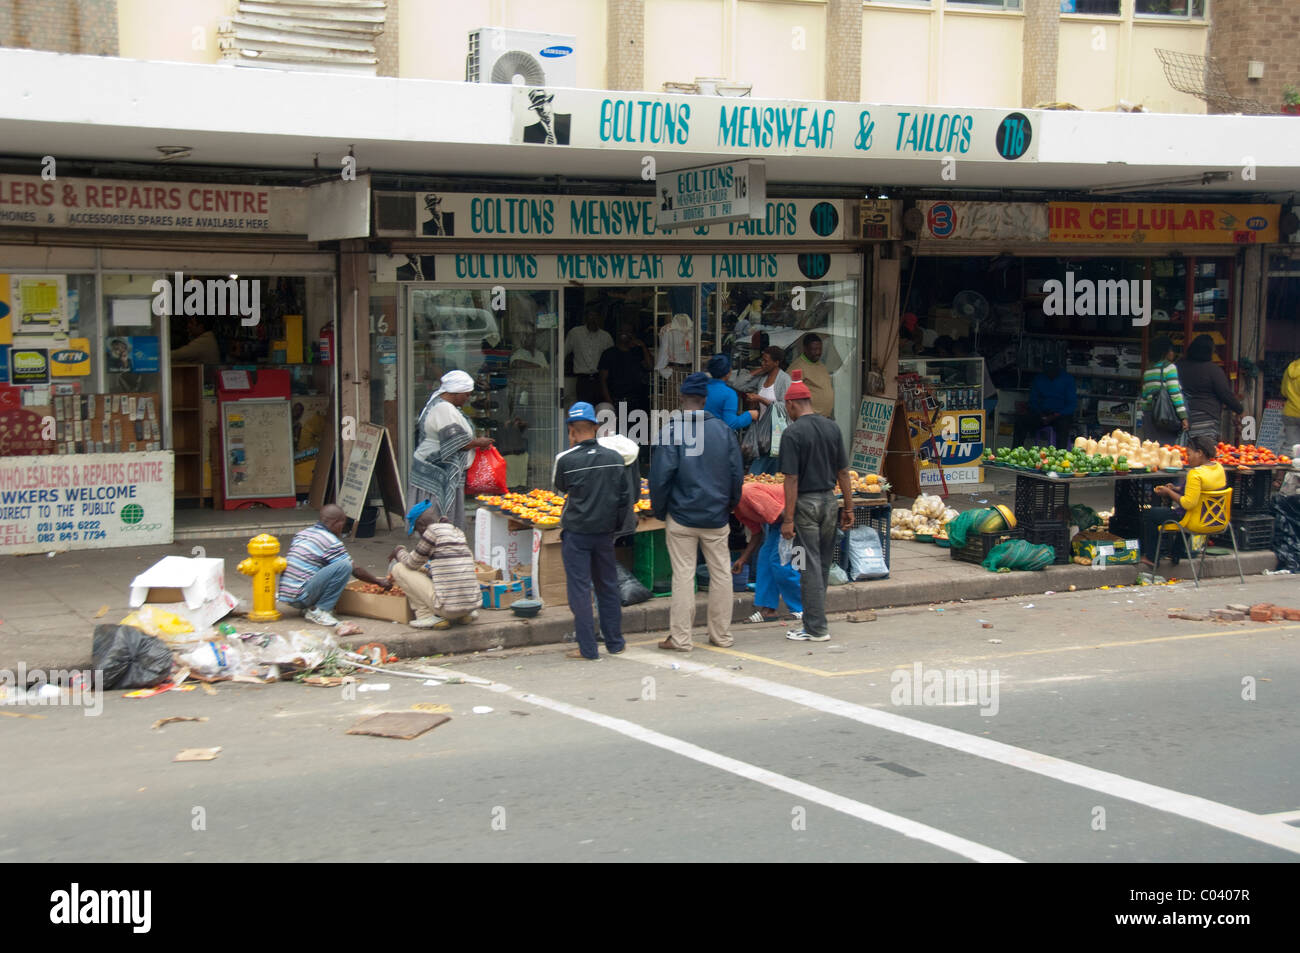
1262,809,1300,823
461,677,1021,862
617,650,1300,857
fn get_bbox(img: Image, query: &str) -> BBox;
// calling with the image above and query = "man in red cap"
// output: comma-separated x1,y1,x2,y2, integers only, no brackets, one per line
778,371,853,642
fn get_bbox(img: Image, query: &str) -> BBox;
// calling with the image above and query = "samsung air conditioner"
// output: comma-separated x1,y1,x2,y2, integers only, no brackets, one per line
466,28,578,87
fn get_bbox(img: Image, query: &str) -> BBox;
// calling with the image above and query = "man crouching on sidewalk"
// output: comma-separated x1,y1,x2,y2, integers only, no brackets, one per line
389,502,481,630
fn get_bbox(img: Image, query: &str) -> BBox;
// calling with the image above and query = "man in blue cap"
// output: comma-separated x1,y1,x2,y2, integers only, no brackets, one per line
650,372,745,651
703,353,758,431
553,401,630,660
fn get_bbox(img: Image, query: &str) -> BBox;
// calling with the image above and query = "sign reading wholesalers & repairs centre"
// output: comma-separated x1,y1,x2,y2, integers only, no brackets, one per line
0,451,173,555
0,175,307,234
409,192,846,241
510,87,1038,162
655,160,767,229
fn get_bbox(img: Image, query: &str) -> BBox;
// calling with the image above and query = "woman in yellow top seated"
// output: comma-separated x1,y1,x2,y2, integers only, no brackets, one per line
1140,433,1225,565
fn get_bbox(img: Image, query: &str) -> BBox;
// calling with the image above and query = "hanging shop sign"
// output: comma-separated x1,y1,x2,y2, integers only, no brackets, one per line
654,159,767,229
376,252,853,285
916,201,1048,241
407,192,846,241
509,88,1039,163
1047,203,1279,244
0,175,307,235
0,451,174,555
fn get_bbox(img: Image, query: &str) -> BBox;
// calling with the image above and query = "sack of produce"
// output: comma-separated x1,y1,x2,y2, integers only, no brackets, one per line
981,539,1056,572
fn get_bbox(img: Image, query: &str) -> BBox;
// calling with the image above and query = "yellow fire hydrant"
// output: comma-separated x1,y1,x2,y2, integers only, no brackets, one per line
237,534,287,622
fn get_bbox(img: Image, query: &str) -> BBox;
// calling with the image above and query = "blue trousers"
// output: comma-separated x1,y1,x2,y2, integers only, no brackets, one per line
561,531,625,659
755,520,802,613
749,454,780,476
286,555,352,612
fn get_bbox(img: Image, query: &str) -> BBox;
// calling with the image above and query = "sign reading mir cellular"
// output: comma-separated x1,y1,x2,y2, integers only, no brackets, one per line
655,160,767,230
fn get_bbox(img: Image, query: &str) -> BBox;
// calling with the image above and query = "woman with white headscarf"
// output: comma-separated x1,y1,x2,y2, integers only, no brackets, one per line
409,370,492,531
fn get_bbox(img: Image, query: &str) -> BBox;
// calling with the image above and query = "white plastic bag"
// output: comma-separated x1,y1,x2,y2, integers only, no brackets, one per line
179,641,243,677
778,535,795,566
845,526,889,580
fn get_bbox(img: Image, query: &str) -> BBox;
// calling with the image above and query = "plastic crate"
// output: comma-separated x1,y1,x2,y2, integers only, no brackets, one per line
1220,514,1274,552
634,527,672,594
833,504,892,572
1013,478,1070,522
1223,470,1272,516
1022,518,1071,565
951,528,1023,565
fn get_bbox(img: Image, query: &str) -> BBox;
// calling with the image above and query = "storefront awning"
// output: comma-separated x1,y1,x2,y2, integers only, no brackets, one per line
2,49,1299,195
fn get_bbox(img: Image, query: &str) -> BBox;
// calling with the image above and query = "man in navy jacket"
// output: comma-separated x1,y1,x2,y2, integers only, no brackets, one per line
650,372,745,651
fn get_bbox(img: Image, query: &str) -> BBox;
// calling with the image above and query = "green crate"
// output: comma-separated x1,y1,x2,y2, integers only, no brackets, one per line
634,528,673,595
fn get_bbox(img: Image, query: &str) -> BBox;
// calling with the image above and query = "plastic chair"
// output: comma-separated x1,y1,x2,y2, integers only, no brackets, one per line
1151,487,1244,588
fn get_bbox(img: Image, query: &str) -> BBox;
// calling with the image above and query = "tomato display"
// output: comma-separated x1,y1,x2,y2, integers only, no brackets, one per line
1216,443,1290,467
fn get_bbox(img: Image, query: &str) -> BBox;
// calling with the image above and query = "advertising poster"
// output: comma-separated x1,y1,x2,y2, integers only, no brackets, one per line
9,347,49,384
10,275,67,334
131,336,160,373
50,338,92,377
0,452,174,555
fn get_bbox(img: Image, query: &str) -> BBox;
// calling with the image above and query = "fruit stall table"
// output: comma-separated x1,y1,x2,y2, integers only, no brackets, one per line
987,462,1291,556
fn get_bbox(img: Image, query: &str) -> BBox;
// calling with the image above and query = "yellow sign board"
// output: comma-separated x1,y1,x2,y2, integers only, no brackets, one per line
1048,203,1278,244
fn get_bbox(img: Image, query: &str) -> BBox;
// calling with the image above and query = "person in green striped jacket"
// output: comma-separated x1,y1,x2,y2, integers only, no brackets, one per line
1140,335,1189,444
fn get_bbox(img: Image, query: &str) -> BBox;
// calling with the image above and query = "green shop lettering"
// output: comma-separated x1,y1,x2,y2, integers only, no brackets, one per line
717,105,836,151
710,254,778,279
558,255,664,281
568,199,659,237
471,197,554,235
727,202,797,237
454,255,539,280
895,111,973,154
599,98,691,144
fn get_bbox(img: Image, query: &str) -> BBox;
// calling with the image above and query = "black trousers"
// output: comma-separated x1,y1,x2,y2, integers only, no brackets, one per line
1013,413,1071,449
1141,506,1182,559
575,374,602,405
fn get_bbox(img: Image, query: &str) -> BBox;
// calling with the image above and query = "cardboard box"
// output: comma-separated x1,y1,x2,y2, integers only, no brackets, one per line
128,556,237,629
481,577,533,609
475,562,503,585
335,585,413,623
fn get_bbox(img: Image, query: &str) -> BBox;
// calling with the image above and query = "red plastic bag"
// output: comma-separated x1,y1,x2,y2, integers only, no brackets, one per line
465,445,508,495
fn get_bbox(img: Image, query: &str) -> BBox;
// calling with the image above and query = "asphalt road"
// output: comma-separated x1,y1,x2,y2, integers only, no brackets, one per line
3,573,1298,863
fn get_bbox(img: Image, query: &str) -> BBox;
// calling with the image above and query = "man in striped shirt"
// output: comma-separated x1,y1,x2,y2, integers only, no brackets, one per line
1140,335,1188,444
279,504,392,627
388,509,481,630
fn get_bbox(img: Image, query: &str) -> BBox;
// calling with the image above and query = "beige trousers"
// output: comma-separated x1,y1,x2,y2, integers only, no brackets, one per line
665,515,734,648
389,562,440,620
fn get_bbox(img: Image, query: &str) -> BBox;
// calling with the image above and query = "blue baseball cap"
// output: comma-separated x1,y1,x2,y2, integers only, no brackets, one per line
567,401,599,424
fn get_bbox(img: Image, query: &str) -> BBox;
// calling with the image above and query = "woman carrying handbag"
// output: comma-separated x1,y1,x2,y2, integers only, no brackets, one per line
1140,335,1189,445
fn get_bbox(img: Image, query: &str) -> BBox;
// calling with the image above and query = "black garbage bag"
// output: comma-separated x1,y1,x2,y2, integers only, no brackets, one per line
1272,495,1300,572
92,624,173,690
616,564,652,607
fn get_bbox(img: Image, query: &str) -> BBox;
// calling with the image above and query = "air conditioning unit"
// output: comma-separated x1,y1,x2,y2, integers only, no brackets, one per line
695,76,752,97
466,28,578,87
374,192,416,237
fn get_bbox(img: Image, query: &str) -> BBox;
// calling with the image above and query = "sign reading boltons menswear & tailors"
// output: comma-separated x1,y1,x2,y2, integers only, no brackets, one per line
654,159,767,229
409,192,846,241
509,88,1039,163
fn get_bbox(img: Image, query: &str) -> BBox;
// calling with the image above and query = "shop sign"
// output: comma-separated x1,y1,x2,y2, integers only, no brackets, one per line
510,88,1039,163
0,175,307,235
407,192,845,241
655,159,767,229
50,339,91,377
0,407,54,455
859,200,893,240
920,464,982,486
850,395,896,475
916,201,1048,241
1048,203,1279,243
377,252,853,285
0,451,174,555
908,409,985,469
9,347,49,384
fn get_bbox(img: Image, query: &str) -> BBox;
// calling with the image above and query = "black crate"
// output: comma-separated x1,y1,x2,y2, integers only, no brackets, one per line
1224,469,1272,516
1013,478,1070,522
1106,513,1142,540
1218,513,1274,552
833,504,891,572
1023,518,1071,565
951,527,1023,565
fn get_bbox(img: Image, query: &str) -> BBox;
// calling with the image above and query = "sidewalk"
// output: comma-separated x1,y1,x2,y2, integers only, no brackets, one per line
0,517,1277,673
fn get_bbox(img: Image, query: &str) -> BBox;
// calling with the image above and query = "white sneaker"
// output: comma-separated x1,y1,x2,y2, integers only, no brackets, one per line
410,615,450,630
304,607,340,627
791,611,804,620
786,628,829,642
